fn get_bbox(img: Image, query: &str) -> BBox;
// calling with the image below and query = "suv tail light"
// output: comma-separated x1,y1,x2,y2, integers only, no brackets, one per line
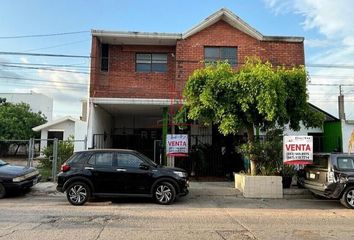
327,171,335,183
61,164,71,172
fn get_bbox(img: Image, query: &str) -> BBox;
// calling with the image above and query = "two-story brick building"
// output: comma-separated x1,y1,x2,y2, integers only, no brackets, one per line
87,8,306,175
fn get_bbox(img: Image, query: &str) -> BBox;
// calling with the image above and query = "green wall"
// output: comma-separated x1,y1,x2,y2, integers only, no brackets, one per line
323,121,342,152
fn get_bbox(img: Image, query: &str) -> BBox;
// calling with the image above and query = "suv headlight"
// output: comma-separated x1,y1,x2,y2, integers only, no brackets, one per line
173,171,187,178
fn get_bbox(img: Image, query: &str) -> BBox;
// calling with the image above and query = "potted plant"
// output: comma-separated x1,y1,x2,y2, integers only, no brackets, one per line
281,165,296,188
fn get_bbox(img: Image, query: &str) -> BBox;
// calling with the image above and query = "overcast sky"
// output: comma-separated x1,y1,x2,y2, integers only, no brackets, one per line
0,0,353,120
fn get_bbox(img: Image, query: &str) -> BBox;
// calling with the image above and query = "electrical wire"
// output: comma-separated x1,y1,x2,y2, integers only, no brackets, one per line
0,31,89,39
0,51,90,58
0,64,89,74
0,76,88,86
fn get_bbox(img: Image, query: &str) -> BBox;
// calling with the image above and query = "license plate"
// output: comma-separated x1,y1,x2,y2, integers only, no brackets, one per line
309,173,316,179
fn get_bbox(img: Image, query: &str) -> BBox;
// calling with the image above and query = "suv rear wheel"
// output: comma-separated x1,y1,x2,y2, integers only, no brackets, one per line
154,182,176,205
340,186,354,209
66,182,90,206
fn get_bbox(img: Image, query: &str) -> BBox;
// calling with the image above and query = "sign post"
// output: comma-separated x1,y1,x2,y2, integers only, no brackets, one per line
166,134,188,157
283,136,313,165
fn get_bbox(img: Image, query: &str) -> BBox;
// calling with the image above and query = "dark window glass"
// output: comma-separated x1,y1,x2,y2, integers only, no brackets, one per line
88,153,113,167
312,155,329,168
204,47,237,66
101,44,109,72
66,152,91,164
136,53,167,72
118,153,143,168
337,157,354,170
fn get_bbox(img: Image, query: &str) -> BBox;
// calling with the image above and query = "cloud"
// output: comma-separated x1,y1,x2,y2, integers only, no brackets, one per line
264,0,354,119
20,57,29,64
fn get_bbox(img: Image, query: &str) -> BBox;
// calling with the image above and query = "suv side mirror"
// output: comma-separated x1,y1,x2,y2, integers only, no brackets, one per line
139,163,150,170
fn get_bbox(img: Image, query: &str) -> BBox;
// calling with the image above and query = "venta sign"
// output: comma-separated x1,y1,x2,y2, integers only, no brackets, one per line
166,134,188,157
283,136,313,165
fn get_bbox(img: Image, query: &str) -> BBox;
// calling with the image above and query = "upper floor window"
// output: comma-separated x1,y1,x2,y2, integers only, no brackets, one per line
100,44,109,72
136,53,167,72
204,47,237,66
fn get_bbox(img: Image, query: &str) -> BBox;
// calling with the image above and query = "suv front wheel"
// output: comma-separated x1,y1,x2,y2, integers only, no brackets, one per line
66,182,90,206
154,182,176,205
340,186,354,209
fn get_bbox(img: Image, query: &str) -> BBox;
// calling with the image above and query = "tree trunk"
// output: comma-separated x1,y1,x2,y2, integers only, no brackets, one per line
247,126,257,176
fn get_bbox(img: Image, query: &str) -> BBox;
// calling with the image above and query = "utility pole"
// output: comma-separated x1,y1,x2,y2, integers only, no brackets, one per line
338,85,346,120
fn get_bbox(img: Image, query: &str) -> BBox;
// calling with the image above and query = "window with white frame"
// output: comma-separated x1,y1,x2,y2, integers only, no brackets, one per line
136,53,168,72
204,47,237,66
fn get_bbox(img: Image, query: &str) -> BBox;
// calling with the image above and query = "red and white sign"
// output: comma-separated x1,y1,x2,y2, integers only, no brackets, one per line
283,136,313,165
166,134,188,157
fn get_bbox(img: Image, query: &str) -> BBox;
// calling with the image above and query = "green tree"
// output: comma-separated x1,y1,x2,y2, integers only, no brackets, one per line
0,99,47,155
181,58,324,175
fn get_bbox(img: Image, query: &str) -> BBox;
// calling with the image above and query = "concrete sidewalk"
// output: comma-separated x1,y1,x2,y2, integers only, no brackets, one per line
31,181,312,199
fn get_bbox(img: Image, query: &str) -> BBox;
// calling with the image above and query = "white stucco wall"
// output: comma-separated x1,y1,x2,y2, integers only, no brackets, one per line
74,121,88,152
87,103,112,148
342,120,354,153
283,122,323,136
0,92,53,121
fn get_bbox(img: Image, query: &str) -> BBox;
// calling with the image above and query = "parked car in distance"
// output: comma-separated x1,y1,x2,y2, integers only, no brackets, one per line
57,149,189,206
298,153,354,208
0,159,41,198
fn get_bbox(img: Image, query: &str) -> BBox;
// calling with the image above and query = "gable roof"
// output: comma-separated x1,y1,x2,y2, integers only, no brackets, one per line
309,103,339,121
32,116,79,131
183,8,303,42
92,8,303,45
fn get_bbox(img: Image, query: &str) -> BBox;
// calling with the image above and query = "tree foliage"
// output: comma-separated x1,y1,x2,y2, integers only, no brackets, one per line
0,100,47,140
182,58,324,175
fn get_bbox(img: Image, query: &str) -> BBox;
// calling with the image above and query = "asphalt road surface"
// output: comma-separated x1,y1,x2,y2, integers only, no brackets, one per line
1,182,354,240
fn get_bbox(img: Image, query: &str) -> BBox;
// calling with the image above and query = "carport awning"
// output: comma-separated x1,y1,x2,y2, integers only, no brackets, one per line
91,97,183,117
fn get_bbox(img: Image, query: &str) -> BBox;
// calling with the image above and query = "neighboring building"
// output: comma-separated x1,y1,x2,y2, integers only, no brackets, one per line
0,92,53,121
87,8,306,174
32,116,87,153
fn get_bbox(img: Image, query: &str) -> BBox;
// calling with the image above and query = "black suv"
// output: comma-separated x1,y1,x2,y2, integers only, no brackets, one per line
298,153,354,208
57,149,189,205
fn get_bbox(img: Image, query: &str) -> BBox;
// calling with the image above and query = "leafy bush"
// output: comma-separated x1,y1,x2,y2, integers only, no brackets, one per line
40,136,74,169
238,128,284,175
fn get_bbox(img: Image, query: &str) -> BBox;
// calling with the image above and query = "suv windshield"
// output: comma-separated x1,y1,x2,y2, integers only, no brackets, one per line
0,159,8,166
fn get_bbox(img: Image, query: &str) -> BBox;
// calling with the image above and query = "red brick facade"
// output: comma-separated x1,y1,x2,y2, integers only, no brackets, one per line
90,20,304,99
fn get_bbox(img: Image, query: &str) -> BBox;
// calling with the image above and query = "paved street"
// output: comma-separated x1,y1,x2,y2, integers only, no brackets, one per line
1,182,354,240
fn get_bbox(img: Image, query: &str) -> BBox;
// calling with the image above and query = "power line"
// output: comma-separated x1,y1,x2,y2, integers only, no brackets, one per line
0,64,89,74
0,31,90,39
0,51,90,58
0,61,89,68
308,83,354,86
0,76,88,86
22,39,89,52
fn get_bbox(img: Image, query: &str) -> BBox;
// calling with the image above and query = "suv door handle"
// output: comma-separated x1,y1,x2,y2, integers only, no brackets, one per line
116,168,127,172
85,167,94,170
